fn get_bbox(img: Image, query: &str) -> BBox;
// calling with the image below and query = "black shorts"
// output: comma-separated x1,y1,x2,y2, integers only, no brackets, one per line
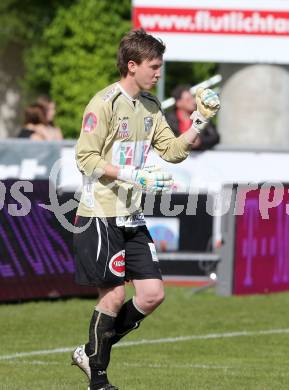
73,216,162,288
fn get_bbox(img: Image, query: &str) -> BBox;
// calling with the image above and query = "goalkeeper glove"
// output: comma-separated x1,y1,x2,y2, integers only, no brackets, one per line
190,88,220,133
117,165,173,193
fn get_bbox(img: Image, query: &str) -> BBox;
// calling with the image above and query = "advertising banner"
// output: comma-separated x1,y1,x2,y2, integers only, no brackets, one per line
0,180,97,301
217,185,289,295
0,140,61,180
234,187,289,294
133,0,289,63
146,217,180,251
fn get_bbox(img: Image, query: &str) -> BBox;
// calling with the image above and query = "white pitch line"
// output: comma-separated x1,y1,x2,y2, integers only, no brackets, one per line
1,327,289,361
120,362,232,370
5,360,60,366
0,347,73,361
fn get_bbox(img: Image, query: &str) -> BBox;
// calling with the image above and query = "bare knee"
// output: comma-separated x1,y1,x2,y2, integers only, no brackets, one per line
136,288,165,313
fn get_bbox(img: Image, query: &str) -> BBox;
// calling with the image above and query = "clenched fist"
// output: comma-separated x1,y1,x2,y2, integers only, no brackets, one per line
190,88,220,133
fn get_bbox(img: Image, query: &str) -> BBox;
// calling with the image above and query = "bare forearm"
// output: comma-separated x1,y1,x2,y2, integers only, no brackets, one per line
103,163,120,179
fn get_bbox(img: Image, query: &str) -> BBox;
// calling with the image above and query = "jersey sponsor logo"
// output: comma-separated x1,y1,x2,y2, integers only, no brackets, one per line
148,242,158,262
109,250,125,277
82,112,97,133
119,143,134,166
118,117,129,138
144,116,153,133
112,140,150,168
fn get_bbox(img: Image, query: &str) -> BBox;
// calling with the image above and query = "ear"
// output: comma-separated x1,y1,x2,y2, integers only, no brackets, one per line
127,60,137,74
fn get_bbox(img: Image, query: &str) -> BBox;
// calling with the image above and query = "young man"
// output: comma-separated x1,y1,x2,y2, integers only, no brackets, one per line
72,29,220,390
166,84,220,150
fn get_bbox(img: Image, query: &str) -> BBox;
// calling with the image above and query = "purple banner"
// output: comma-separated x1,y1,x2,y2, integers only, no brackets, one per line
234,188,289,294
0,180,97,301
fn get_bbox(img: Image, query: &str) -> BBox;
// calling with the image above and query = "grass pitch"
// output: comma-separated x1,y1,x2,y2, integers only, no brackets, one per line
1,286,289,390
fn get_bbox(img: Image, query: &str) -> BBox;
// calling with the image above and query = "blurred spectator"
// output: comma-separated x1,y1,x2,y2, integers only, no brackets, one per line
166,84,220,150
18,103,52,140
37,95,63,140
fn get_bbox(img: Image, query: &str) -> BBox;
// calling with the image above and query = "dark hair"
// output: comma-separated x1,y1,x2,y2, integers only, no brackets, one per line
171,85,191,102
36,94,53,106
24,103,47,125
117,29,166,77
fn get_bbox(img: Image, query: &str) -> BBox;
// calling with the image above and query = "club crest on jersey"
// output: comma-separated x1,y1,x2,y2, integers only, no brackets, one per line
82,112,97,133
118,117,129,138
144,117,153,133
109,250,125,277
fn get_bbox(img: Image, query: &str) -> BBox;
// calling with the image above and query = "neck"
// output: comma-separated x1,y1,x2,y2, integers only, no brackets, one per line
119,77,140,99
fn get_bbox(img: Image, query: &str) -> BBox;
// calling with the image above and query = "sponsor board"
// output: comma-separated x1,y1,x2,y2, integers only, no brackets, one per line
133,0,289,64
146,217,180,252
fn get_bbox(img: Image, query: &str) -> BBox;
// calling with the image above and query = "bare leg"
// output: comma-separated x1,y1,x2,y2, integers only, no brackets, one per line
133,278,165,313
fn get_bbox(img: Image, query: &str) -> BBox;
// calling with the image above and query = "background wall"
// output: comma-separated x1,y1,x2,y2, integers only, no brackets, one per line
0,45,23,138
219,64,289,148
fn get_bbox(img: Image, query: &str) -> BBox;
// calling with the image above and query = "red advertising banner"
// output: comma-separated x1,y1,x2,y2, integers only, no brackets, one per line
133,7,289,36
132,0,289,63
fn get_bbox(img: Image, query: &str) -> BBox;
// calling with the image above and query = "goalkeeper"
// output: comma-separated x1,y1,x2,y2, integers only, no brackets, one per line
72,29,220,390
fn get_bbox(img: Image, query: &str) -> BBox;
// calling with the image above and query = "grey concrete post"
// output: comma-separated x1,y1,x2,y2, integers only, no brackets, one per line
218,64,289,148
0,45,23,138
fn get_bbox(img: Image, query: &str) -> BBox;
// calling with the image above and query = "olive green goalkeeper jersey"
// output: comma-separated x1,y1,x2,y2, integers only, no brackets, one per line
76,82,191,217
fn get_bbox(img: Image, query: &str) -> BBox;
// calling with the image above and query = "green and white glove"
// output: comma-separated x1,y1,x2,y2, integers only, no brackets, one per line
190,88,220,133
117,165,173,193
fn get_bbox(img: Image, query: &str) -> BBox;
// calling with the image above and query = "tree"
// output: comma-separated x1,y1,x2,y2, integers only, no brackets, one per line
0,0,72,49
4,0,215,138
24,0,131,138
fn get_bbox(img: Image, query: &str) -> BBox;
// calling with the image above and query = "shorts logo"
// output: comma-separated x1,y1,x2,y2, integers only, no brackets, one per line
83,112,97,133
148,243,158,262
109,250,125,277
118,118,129,138
144,117,153,133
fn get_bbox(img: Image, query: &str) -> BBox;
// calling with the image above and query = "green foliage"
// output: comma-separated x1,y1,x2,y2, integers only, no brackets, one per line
24,0,131,138
5,0,216,137
0,0,72,49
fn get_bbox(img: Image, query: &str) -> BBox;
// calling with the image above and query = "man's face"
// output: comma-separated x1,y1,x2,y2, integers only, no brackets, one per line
132,57,163,91
176,90,196,114
46,102,56,122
